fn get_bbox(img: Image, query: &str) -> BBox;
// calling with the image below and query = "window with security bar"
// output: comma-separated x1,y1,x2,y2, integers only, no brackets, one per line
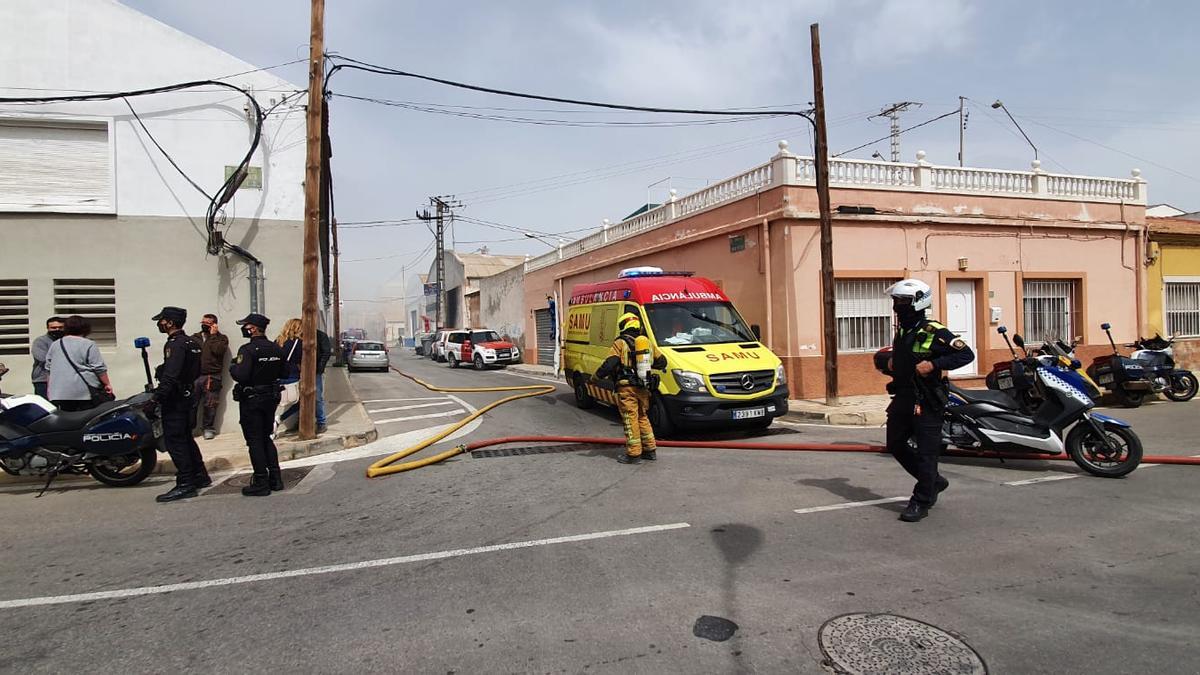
1164,280,1200,338
0,279,30,356
835,279,899,352
54,278,116,347
1022,279,1078,342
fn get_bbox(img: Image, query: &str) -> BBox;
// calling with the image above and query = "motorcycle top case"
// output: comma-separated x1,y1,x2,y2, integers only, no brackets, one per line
81,411,153,455
1088,355,1144,385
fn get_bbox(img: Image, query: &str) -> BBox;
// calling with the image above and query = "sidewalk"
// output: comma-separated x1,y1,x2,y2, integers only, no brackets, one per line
507,363,559,379
1,368,377,484
784,395,891,426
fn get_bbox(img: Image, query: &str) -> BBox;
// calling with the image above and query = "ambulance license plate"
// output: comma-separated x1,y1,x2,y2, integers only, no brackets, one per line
733,407,766,420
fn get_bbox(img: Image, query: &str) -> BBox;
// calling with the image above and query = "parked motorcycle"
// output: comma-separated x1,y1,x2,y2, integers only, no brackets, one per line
985,327,1100,414
0,337,163,495
1088,323,1155,407
930,327,1142,477
1129,334,1198,403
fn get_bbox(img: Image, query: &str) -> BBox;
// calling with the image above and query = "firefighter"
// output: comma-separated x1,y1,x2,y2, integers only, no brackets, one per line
596,312,667,464
881,279,974,523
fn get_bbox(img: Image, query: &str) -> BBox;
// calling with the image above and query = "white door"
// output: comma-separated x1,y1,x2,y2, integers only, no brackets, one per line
945,280,977,375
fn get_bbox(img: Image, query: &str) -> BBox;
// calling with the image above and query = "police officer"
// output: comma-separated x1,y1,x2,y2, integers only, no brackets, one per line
596,312,667,464
152,306,208,503
230,313,286,496
880,279,974,522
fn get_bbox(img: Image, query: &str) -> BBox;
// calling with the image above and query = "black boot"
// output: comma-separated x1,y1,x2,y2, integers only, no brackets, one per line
899,499,930,523
640,450,657,461
195,473,213,489
268,470,285,492
241,474,272,496
616,453,642,465
156,484,198,503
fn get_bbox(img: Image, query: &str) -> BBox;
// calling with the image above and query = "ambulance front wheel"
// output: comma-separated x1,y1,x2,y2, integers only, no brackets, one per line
649,396,675,438
573,373,595,409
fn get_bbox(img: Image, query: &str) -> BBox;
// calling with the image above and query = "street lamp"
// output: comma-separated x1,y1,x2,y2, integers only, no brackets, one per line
991,99,1039,161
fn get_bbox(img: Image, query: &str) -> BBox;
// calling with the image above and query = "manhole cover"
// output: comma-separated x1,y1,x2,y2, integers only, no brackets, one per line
204,467,314,495
818,613,987,675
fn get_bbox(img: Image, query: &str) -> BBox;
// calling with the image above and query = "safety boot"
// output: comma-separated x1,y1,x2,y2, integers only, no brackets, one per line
241,475,272,497
268,470,285,492
899,499,930,523
156,484,197,503
640,450,657,461
616,453,642,465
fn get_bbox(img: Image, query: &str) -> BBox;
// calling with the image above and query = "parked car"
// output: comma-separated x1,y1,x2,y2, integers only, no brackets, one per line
442,330,469,368
428,330,449,362
444,329,521,370
348,340,389,372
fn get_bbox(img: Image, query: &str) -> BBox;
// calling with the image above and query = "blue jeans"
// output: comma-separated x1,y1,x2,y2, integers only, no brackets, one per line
316,373,326,426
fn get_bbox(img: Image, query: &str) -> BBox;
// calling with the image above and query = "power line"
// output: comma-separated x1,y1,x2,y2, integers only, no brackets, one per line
1018,117,1200,185
834,109,958,158
123,97,212,200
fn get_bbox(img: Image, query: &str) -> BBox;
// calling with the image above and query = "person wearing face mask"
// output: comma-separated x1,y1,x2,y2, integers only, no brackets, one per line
230,313,286,496
191,313,229,440
882,279,974,523
30,316,65,399
151,306,207,503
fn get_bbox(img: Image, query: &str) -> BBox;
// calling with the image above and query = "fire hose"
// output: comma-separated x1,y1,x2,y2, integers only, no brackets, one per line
366,368,1200,478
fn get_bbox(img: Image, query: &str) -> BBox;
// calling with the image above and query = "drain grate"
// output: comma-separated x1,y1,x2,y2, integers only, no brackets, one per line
204,466,315,495
818,613,987,675
471,443,612,459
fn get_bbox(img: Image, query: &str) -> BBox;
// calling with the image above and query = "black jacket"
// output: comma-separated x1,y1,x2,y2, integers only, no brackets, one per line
230,336,286,387
154,330,202,403
890,315,974,397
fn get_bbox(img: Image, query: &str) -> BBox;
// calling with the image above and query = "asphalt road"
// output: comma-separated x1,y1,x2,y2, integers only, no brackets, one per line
2,354,1197,673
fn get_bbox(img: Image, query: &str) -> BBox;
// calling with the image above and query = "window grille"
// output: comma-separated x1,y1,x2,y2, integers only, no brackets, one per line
0,279,29,356
1022,279,1077,342
54,278,116,346
1165,280,1200,337
835,279,898,352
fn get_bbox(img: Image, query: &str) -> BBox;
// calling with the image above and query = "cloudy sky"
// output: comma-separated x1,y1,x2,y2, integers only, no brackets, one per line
124,0,1200,307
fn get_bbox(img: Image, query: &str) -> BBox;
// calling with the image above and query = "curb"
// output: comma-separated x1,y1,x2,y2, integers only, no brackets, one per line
783,410,887,427
153,425,379,476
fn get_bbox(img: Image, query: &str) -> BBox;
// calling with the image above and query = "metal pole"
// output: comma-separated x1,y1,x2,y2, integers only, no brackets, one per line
298,0,324,441
958,96,965,167
434,198,445,330
811,23,839,405
332,217,341,364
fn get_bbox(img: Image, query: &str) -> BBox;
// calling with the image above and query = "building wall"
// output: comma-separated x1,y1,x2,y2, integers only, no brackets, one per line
1145,239,1200,370
479,264,527,351
523,182,1145,398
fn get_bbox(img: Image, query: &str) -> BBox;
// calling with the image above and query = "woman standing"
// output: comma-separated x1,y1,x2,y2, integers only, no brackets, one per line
275,318,303,429
44,315,113,412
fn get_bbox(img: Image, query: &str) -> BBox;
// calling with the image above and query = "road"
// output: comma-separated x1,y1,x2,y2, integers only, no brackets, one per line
2,353,1198,673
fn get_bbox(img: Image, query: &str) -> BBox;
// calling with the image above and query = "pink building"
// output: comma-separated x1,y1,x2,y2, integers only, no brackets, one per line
513,143,1147,398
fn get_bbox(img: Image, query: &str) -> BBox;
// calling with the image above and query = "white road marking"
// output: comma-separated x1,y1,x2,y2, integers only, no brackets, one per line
1004,474,1080,486
361,397,446,404
0,522,692,609
793,496,908,514
367,401,456,414
375,409,466,425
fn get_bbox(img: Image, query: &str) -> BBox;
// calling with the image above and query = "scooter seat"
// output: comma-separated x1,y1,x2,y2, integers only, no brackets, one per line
27,400,127,433
948,384,1022,410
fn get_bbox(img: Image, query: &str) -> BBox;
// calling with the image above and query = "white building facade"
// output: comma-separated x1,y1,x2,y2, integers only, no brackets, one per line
0,0,307,431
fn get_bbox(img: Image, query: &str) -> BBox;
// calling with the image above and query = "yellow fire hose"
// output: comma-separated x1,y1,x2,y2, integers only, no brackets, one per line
365,367,557,478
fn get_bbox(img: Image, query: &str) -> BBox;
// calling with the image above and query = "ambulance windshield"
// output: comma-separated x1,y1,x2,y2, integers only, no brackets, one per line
644,302,756,345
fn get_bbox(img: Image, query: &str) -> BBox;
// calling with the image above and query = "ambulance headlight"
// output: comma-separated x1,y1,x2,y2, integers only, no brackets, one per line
672,370,705,392
775,364,787,385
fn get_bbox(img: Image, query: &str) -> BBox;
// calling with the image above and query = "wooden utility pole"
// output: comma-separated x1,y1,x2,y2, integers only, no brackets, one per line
332,216,341,363
298,0,325,441
810,23,839,405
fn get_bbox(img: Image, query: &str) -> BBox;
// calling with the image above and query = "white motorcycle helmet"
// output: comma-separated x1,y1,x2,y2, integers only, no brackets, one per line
885,278,933,312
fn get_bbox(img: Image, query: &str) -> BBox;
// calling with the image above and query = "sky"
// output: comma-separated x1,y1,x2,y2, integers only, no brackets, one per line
123,0,1200,312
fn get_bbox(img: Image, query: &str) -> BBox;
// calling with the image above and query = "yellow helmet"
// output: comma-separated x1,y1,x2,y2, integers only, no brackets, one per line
617,312,642,333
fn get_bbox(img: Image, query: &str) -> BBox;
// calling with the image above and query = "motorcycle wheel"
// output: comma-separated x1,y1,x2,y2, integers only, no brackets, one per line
1165,373,1198,402
1066,423,1142,478
89,448,157,487
1115,387,1145,408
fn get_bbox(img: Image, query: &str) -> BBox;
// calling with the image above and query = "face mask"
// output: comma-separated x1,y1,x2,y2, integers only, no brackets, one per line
157,321,171,334
893,300,921,323
201,325,212,334
48,330,64,340
241,326,254,338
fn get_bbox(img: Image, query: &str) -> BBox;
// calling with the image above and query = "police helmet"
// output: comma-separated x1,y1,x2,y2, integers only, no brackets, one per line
884,278,933,312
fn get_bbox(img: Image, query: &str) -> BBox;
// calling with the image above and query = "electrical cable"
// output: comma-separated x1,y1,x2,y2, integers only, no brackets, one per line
122,98,212,200
834,109,958,157
1018,118,1200,185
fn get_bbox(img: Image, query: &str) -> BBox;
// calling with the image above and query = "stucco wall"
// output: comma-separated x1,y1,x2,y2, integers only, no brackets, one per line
479,264,527,351
2,214,302,430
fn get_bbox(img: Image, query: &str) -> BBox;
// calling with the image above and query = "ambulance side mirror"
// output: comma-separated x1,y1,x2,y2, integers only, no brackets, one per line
751,324,761,340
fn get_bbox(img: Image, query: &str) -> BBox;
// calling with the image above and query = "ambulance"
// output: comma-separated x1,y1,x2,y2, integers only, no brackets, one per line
562,267,789,435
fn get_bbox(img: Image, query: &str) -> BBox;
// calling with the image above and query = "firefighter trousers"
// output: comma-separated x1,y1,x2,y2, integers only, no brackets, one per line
617,386,655,457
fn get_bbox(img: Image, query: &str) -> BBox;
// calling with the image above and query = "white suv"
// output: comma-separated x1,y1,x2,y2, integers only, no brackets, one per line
445,329,521,369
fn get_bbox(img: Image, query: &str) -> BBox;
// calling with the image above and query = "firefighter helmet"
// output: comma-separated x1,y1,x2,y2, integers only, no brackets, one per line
617,312,642,334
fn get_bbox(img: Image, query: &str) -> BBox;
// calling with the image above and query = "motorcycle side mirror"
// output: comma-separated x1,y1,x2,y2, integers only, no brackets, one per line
1013,335,1025,349
1100,322,1111,331
997,326,1008,335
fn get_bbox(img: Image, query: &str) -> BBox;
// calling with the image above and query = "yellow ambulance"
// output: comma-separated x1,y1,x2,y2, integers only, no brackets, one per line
563,267,789,435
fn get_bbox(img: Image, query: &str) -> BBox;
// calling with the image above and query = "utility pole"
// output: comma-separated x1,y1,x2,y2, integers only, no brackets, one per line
958,96,967,167
434,200,446,330
871,101,921,162
810,23,838,405
415,207,437,328
332,216,341,363
298,0,324,441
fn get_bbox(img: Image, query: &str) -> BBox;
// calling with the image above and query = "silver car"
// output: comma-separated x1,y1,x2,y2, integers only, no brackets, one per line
348,340,390,372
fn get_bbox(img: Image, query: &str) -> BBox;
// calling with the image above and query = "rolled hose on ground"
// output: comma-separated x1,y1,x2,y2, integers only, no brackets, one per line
366,368,1200,478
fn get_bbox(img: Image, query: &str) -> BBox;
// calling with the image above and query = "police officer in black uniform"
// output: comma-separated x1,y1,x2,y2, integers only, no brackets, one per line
880,279,974,523
152,306,209,503
230,313,285,496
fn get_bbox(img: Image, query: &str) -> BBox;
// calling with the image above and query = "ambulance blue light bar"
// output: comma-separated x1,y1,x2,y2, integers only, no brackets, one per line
617,266,694,278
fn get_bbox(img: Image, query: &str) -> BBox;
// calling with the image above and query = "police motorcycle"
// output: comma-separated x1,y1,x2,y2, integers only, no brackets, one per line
1086,323,1156,407
883,325,1142,478
985,328,1100,413
1128,334,1198,403
0,338,164,495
